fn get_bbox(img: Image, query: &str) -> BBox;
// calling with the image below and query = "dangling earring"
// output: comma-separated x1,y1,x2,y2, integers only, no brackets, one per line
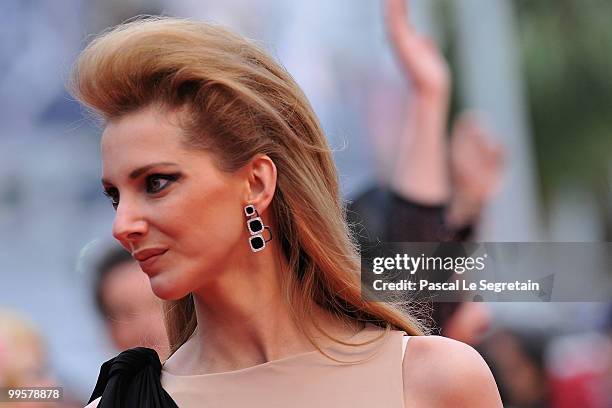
244,204,272,252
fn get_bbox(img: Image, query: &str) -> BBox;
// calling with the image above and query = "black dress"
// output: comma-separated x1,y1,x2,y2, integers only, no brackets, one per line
88,347,178,407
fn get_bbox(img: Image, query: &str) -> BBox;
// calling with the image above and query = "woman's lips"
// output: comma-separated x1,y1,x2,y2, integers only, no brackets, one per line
133,248,168,273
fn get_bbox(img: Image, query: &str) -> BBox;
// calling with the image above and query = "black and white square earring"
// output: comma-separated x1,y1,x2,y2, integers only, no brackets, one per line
247,217,264,235
244,204,272,252
244,204,257,217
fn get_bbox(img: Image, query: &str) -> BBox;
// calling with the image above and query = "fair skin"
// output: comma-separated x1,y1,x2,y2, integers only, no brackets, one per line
97,105,502,407
442,302,492,346
446,112,505,228
386,0,451,205
402,335,503,407
101,105,360,374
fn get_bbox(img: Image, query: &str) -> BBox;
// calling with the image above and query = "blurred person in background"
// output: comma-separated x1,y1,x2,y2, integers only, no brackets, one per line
480,328,551,408
0,309,53,390
349,0,505,245
481,316,612,408
446,112,505,235
349,0,501,347
603,305,612,408
432,301,492,346
92,244,169,359
0,309,79,407
545,305,612,408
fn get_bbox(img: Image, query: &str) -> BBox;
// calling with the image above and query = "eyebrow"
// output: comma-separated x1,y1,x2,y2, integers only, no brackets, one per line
101,162,180,185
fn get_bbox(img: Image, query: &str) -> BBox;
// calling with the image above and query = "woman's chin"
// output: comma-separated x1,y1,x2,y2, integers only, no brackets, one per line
149,275,188,301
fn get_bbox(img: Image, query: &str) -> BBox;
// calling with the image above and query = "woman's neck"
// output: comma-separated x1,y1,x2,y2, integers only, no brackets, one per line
162,247,360,375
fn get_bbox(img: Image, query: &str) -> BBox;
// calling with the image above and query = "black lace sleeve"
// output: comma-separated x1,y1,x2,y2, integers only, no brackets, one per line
347,186,463,243
384,189,449,242
88,347,178,408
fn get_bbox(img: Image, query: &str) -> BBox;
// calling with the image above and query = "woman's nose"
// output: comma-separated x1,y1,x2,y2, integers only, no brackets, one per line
112,200,149,248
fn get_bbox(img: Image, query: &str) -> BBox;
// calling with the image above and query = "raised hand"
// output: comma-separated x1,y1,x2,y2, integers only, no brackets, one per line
385,0,451,204
385,0,450,99
447,112,506,227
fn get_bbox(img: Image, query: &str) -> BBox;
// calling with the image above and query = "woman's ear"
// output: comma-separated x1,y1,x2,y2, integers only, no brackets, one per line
243,154,277,213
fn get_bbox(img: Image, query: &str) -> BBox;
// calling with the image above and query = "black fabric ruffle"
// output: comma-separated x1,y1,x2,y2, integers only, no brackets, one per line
88,347,178,408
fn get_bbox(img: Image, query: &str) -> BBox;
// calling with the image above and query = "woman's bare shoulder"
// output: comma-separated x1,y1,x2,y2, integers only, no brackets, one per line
402,335,502,407
83,397,100,408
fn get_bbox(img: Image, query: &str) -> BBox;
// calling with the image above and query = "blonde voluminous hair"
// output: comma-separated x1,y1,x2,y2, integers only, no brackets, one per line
71,17,425,357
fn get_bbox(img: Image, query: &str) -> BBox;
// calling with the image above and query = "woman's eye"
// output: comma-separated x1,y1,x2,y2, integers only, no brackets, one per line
146,174,177,194
103,188,119,209
101,174,178,210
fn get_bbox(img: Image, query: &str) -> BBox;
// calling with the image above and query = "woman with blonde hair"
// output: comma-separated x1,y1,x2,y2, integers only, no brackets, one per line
74,9,501,408
0,310,63,407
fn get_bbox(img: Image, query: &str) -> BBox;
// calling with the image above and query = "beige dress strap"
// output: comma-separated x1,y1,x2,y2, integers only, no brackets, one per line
402,335,411,360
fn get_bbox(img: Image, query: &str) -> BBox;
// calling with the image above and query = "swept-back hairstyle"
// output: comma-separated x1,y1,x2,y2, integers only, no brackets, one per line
71,17,425,357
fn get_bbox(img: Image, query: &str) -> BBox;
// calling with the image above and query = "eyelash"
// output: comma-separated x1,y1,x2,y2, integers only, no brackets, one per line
103,174,179,210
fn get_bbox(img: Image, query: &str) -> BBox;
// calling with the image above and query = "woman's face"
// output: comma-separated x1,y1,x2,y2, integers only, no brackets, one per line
101,106,248,300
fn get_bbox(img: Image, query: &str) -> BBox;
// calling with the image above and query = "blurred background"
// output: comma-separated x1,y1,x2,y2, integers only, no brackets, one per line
0,0,610,406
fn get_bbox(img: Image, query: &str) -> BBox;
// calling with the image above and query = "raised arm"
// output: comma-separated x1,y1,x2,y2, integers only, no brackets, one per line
385,0,451,205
